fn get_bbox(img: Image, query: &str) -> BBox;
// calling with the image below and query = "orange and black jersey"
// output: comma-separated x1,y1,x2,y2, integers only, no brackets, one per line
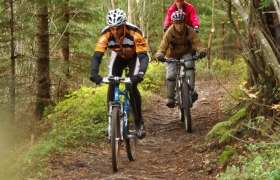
91,22,149,74
95,22,148,59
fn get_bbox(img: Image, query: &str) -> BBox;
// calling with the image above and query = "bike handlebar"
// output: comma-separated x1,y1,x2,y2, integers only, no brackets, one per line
165,55,200,63
102,76,131,84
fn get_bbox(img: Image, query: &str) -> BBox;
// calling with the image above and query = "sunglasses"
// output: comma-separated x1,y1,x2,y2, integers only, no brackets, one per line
110,25,124,31
173,20,184,24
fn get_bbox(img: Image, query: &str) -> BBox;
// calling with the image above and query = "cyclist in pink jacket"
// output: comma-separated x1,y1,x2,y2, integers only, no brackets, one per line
163,0,200,33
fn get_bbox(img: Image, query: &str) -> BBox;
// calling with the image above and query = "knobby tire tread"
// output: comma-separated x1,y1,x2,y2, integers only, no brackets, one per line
177,79,184,122
125,107,137,161
111,107,120,172
182,79,192,133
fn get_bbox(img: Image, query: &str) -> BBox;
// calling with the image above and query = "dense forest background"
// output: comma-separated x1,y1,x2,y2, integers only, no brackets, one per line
0,0,279,179
0,0,231,136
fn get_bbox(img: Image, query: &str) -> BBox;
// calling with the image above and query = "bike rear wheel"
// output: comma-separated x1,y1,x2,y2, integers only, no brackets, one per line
111,106,121,172
125,108,137,161
182,79,192,133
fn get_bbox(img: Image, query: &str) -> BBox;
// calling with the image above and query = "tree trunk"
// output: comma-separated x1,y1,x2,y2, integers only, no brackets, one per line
236,20,241,55
207,0,215,69
58,0,70,100
220,22,225,59
266,2,280,63
139,0,146,37
111,0,115,9
161,0,165,25
230,0,280,84
35,0,51,120
144,0,149,48
9,0,16,123
272,0,280,22
128,0,135,24
225,0,280,115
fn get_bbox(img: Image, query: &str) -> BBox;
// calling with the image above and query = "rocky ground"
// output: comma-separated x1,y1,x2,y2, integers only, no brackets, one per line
48,81,230,180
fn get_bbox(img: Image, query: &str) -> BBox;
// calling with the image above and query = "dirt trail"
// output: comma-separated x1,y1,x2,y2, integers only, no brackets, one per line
48,81,229,180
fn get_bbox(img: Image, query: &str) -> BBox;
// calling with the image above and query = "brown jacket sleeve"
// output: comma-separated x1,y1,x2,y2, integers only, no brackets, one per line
187,26,204,53
156,28,173,58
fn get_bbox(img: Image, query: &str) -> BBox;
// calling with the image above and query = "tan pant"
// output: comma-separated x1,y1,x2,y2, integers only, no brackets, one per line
165,53,195,98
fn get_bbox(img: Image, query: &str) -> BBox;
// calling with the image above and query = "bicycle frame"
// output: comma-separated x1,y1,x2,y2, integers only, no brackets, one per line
166,56,198,107
104,76,132,141
102,76,137,171
165,55,199,133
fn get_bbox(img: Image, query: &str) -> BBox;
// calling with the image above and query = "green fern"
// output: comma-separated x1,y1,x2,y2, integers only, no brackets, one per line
206,108,247,143
219,128,238,143
219,148,236,164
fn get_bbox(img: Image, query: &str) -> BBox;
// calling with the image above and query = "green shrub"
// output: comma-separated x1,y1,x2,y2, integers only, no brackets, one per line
218,153,280,180
140,61,166,93
217,118,280,179
6,86,109,178
196,57,246,84
45,86,108,148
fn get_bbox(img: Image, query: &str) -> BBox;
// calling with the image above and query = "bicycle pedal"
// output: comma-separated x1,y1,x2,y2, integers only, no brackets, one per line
166,103,176,108
127,133,137,139
136,131,146,139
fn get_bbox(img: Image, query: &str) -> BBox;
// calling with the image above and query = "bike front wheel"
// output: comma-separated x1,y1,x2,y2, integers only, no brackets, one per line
182,79,192,133
125,108,137,161
176,78,184,122
111,106,121,172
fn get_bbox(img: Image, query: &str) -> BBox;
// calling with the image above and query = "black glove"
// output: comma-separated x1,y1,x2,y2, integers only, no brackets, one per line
157,55,166,62
163,27,169,32
198,51,206,58
194,26,199,33
131,72,144,83
90,74,103,84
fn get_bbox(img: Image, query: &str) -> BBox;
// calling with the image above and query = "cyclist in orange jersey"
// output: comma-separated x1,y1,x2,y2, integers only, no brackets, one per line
90,9,149,138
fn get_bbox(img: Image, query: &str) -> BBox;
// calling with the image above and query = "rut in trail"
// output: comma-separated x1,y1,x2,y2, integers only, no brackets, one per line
48,81,228,180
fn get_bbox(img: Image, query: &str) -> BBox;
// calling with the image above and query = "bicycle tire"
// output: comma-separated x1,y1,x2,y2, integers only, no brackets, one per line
176,79,184,122
111,106,121,172
125,108,137,161
182,79,192,133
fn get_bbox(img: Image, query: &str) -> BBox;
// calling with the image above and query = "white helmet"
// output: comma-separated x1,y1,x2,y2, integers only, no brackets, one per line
106,9,127,27
171,11,185,21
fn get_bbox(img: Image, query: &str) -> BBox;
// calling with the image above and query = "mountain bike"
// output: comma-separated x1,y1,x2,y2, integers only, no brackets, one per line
165,55,200,133
102,76,138,172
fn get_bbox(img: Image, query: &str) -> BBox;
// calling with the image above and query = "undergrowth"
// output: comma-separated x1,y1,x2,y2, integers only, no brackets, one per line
199,58,280,179
1,61,163,179
206,108,247,143
196,57,246,84
218,143,280,180
215,112,280,179
4,58,278,179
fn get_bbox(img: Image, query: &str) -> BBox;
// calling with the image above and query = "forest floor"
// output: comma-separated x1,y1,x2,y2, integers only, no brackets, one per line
47,80,231,180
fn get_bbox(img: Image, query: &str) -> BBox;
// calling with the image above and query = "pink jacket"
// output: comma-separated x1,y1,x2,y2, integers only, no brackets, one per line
163,2,199,28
